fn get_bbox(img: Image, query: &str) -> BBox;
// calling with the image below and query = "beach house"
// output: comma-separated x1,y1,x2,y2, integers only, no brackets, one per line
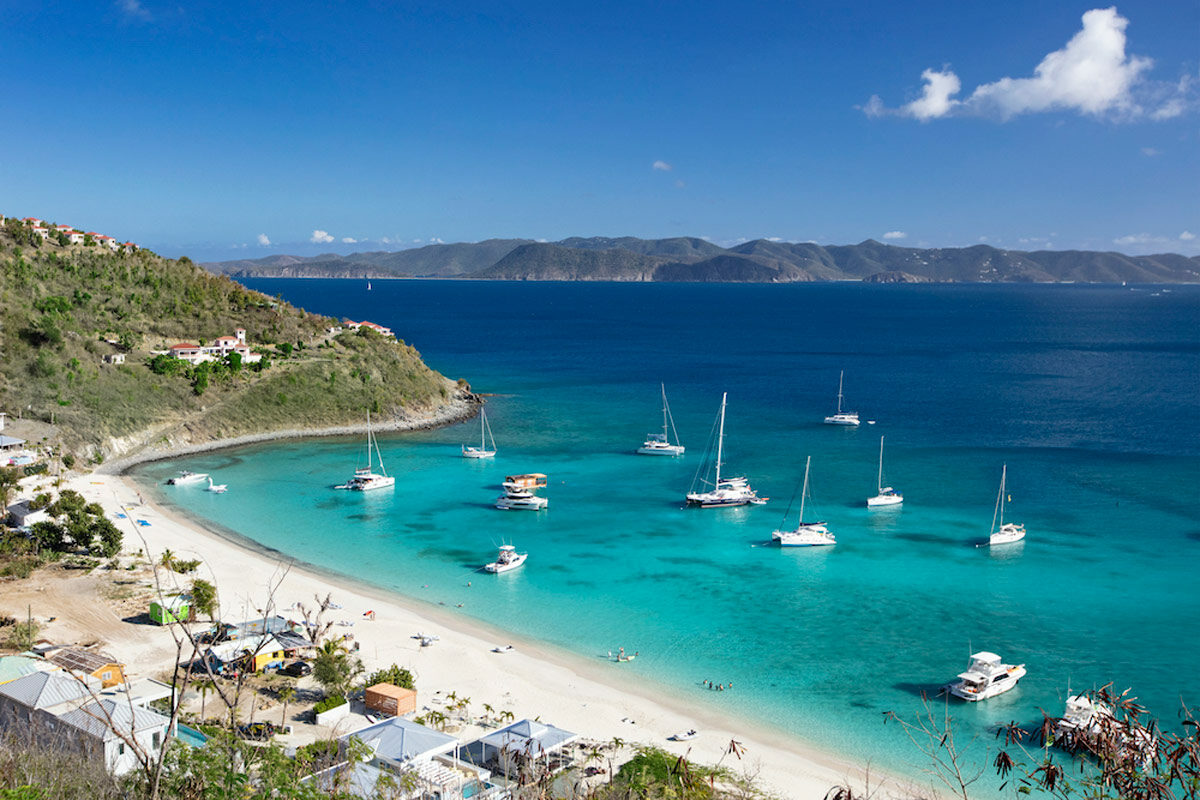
461,718,579,781
335,717,497,798
364,682,417,718
148,594,193,625
47,648,126,688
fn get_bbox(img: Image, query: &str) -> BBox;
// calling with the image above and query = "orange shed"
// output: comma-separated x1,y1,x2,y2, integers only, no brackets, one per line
364,683,417,717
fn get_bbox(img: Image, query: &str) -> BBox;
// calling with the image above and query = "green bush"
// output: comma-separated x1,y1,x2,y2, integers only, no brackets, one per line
312,695,347,714
365,664,415,690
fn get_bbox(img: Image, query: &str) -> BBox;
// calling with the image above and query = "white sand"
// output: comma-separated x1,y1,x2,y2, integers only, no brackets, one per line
62,471,931,800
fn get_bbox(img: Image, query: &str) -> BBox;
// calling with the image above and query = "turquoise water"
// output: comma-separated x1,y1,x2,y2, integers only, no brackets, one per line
133,280,1200,788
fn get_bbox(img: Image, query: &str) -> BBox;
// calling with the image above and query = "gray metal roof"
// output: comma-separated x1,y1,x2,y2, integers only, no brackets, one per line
0,670,96,709
0,435,25,448
342,717,457,764
477,719,578,757
56,699,170,740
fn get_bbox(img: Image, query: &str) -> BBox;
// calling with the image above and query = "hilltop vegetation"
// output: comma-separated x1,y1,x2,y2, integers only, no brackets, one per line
206,235,1200,283
0,219,466,461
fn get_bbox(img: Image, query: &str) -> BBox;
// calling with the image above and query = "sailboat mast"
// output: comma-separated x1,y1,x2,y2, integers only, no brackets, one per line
366,410,373,471
837,370,845,414
878,436,885,493
660,383,669,439
798,455,810,524
715,392,727,484
990,464,1006,533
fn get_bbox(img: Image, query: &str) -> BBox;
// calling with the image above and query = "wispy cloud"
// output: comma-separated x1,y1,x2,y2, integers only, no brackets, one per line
117,0,151,21
310,230,334,244
256,233,271,246
883,231,907,240
863,8,1187,122
1114,233,1168,246
1140,147,1161,156
1178,231,1195,241
341,237,358,244
652,160,672,171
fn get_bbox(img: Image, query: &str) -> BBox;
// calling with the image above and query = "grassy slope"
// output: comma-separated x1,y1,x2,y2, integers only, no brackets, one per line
0,224,462,458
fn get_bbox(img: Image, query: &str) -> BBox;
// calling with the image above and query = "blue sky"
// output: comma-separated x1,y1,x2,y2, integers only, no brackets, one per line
2,1,1197,261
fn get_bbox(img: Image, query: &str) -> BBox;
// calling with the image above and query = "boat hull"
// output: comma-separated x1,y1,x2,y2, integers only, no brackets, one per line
495,496,548,510
823,414,860,426
461,448,496,459
637,444,685,456
867,494,903,508
989,523,1025,545
485,553,528,573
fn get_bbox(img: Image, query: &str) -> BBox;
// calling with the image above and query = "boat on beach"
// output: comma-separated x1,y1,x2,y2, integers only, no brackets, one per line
638,384,685,456
484,544,527,573
773,456,835,547
866,436,902,508
946,651,1026,701
462,407,497,459
334,412,395,491
686,393,765,508
167,471,208,485
824,370,860,426
986,464,1024,546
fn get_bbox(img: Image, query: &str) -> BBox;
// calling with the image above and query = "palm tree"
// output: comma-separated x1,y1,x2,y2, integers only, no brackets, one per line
277,685,295,726
482,703,494,724
196,677,215,720
499,709,515,725
159,548,175,570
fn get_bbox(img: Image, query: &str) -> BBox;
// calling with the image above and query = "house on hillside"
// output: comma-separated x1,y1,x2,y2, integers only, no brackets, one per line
31,226,49,240
5,498,49,528
47,648,126,688
122,241,138,253
168,328,260,365
22,217,43,226
344,320,394,338
66,231,85,244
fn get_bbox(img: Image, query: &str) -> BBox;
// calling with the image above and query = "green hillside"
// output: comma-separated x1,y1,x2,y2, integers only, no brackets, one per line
0,219,467,461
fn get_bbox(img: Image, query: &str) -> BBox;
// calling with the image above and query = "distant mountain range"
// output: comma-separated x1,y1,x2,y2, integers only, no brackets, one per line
204,237,1200,284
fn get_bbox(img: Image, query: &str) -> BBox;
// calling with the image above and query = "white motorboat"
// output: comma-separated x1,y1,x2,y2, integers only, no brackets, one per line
986,464,1025,545
484,545,528,573
823,370,861,426
866,435,903,508
167,471,209,485
462,407,497,459
334,411,395,491
495,488,549,511
686,393,765,508
773,456,835,547
205,477,228,494
638,384,685,456
947,651,1026,701
1054,694,1156,764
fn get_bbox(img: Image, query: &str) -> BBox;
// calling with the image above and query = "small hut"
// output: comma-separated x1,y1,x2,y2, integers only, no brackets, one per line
364,683,417,718
149,594,193,625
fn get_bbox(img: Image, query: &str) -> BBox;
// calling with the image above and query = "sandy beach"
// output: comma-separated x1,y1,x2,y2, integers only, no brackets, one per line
6,463,935,800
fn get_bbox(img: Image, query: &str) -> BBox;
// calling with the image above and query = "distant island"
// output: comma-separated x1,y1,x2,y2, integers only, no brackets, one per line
205,236,1200,284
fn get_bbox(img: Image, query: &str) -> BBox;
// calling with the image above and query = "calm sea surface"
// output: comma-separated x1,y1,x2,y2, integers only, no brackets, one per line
133,280,1200,786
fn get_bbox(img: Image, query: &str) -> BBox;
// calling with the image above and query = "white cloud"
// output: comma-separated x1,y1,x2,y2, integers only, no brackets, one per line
117,0,151,21
869,8,1169,122
883,231,908,240
310,230,334,244
430,237,445,244
341,237,358,244
256,233,271,246
1114,233,1168,246
652,160,672,171
1180,231,1196,241
412,238,423,244
766,237,784,242
1141,147,1161,156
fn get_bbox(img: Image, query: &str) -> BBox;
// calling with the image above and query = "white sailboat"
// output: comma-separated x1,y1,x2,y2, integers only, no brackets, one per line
335,411,395,491
462,407,497,459
986,464,1025,545
638,383,685,456
686,393,765,508
773,456,835,546
866,436,903,508
823,370,860,426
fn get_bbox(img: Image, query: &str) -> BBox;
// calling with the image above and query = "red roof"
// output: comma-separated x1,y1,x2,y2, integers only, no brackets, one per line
169,343,200,350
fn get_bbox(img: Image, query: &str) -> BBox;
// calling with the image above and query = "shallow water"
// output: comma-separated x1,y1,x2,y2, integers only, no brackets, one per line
134,280,1200,787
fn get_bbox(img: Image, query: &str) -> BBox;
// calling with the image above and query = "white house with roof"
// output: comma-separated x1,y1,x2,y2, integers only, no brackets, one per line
0,670,170,776
168,328,261,364
31,226,49,240
22,217,43,226
344,320,394,338
337,717,496,799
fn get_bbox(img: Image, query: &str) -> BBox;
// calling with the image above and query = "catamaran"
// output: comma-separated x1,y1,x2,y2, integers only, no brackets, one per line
484,544,527,573
986,464,1024,545
773,456,835,546
866,436,903,508
462,407,497,459
686,393,765,508
823,370,860,426
947,651,1027,701
638,384,685,456
334,412,395,491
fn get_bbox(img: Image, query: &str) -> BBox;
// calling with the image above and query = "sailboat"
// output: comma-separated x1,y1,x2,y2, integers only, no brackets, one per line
334,411,395,491
823,370,860,426
986,464,1024,545
866,436,903,508
773,456,835,546
638,383,685,456
462,407,497,459
685,393,765,508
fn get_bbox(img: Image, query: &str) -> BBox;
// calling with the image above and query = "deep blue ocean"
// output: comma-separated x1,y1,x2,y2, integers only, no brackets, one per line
133,280,1200,787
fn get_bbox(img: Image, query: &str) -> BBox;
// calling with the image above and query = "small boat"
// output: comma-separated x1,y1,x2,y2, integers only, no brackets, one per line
205,477,228,494
866,436,903,508
167,471,209,485
670,729,698,741
495,488,548,511
1054,694,1156,764
334,411,395,491
484,544,528,573
609,648,637,662
686,393,765,508
462,407,497,459
492,644,515,654
773,456,835,547
823,370,861,426
986,464,1025,546
638,384,685,456
947,651,1026,701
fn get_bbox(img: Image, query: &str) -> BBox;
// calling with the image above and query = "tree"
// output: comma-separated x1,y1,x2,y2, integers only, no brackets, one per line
191,578,217,621
91,517,122,557
0,467,20,511
312,640,363,700
364,664,415,690
30,521,67,553
277,684,295,727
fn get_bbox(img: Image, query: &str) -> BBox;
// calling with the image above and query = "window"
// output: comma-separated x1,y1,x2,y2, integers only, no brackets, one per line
118,743,125,755
153,731,161,749
102,671,112,681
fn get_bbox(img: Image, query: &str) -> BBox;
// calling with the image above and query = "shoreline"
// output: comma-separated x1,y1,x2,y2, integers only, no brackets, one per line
79,461,936,800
